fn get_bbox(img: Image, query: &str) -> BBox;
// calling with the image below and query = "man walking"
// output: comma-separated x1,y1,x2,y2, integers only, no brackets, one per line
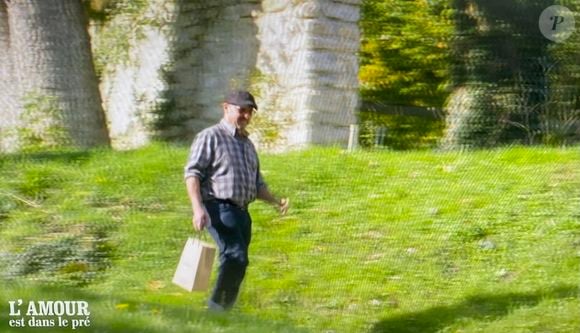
184,90,289,311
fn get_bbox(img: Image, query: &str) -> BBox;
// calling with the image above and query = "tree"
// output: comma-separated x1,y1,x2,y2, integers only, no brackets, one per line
360,0,453,108
359,0,452,149
543,1,580,145
442,0,554,148
0,0,110,152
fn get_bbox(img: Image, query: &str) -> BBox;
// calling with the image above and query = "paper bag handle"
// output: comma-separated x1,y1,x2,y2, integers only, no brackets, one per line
193,229,211,241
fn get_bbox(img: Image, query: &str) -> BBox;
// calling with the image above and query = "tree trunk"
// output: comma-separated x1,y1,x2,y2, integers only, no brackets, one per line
6,0,110,150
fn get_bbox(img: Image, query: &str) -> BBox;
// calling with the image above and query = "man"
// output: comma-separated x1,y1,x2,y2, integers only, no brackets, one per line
184,90,289,311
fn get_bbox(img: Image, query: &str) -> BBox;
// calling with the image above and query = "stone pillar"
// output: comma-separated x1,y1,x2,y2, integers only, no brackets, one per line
254,0,360,151
175,1,260,140
95,0,177,149
96,0,360,150
97,0,261,148
0,0,19,152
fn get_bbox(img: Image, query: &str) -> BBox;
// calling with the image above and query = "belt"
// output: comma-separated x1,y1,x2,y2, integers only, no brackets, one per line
206,198,248,211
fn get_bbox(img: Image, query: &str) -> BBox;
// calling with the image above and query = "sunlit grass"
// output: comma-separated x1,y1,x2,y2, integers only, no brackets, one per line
1,144,579,332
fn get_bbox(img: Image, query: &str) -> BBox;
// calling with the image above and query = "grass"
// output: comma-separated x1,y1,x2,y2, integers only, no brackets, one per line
0,143,579,332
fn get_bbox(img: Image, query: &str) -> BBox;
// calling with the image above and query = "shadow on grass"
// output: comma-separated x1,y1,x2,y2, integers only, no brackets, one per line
0,283,306,333
371,285,578,333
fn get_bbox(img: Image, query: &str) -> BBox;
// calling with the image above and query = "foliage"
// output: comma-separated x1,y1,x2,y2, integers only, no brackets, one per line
150,64,180,141
247,70,291,151
89,0,162,77
540,103,580,146
16,92,71,152
358,111,445,150
441,85,507,149
360,0,453,108
1,144,579,332
359,0,453,150
541,0,580,146
444,0,580,148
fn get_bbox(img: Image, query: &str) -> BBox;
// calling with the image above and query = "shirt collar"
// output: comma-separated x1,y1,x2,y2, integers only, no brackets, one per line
220,119,249,138
220,119,236,136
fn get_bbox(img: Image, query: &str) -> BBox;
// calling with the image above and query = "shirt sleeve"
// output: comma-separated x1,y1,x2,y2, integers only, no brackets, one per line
256,161,268,191
184,131,212,180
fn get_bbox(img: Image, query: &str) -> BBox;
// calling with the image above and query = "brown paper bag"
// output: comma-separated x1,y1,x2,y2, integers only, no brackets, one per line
172,237,216,292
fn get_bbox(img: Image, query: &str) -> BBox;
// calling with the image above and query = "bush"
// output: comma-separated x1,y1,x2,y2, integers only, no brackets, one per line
358,110,445,150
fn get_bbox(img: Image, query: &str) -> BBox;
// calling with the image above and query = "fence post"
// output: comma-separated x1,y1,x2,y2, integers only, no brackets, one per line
348,124,359,151
375,126,387,147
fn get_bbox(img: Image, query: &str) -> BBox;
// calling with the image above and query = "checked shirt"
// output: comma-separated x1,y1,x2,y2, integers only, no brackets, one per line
184,119,267,208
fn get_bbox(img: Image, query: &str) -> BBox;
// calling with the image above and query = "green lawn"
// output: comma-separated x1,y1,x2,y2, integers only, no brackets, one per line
0,144,579,332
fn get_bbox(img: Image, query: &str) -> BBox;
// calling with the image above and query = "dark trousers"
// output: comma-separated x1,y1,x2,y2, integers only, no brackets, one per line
205,200,252,309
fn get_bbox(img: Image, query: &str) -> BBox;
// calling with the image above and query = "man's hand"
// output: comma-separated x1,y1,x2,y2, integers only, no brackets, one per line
193,204,210,231
279,198,290,215
257,186,289,215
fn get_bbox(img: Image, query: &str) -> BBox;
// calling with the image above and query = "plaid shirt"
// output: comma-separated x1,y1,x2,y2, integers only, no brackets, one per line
184,119,267,208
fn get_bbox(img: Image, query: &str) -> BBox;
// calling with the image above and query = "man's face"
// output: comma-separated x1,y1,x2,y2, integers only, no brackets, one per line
224,103,254,130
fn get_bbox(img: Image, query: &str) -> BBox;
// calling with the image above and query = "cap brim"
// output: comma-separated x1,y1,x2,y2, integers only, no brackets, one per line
240,102,258,110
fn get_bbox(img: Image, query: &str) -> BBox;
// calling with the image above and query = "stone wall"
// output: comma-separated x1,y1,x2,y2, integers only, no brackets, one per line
255,0,359,150
96,0,360,151
93,0,177,149
0,1,18,152
169,1,260,141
